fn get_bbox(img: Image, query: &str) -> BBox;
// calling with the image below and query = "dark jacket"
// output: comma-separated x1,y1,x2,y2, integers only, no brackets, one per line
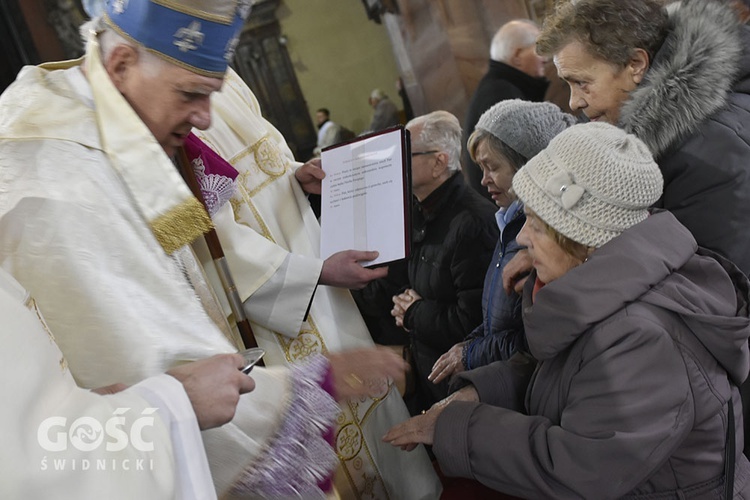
462,61,548,201
463,203,527,369
358,173,497,411
619,0,750,276
402,174,497,406
434,211,750,499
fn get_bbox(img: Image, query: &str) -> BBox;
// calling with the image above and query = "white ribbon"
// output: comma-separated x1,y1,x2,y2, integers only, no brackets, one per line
544,171,585,209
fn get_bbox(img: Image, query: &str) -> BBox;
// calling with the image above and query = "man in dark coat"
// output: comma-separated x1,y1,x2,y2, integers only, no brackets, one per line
531,0,750,453
355,111,498,414
462,19,548,201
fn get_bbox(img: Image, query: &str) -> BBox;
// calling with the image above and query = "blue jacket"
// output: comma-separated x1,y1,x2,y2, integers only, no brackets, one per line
464,203,527,370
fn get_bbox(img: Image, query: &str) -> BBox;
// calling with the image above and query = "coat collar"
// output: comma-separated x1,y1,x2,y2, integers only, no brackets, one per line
522,211,697,360
486,60,549,99
619,0,744,157
415,171,464,221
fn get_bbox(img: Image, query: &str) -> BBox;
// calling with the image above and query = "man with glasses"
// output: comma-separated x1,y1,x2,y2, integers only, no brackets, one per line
355,111,498,414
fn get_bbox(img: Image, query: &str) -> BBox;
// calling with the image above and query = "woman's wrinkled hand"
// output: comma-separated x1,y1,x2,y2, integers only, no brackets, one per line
428,342,466,384
382,410,438,451
502,249,532,295
382,385,479,451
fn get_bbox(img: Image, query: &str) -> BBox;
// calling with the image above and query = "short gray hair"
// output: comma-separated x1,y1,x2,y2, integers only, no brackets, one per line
80,16,167,78
490,19,540,63
407,111,463,173
370,88,387,100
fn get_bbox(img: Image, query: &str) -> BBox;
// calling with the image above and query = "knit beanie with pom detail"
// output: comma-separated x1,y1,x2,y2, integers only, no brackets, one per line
511,122,663,248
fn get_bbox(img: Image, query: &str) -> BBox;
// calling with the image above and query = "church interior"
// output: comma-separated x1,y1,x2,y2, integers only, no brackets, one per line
0,0,564,161
5,0,750,498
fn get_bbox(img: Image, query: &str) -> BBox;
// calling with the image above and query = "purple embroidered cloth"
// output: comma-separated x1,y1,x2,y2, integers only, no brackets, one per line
230,354,339,498
184,132,239,217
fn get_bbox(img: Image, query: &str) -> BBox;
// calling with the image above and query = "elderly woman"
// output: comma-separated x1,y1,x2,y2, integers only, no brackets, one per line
498,0,750,288
384,122,750,497
429,100,575,385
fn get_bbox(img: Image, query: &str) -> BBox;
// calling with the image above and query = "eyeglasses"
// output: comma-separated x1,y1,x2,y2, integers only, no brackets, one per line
411,150,439,157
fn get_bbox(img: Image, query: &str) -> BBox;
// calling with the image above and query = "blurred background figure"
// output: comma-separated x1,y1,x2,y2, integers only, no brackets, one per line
314,107,342,156
312,107,354,157
367,88,401,133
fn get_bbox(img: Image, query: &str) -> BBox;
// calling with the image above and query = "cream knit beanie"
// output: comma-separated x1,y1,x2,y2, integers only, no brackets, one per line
512,122,663,248
475,100,577,159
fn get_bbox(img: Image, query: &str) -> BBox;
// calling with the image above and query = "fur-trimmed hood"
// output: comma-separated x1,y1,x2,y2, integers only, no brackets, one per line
619,0,745,156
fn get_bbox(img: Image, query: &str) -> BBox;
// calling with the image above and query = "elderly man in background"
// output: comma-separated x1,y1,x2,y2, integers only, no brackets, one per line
367,88,401,132
462,19,549,201
0,0,440,497
356,111,498,414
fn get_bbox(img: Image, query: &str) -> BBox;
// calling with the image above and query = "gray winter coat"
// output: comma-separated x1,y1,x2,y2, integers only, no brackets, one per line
433,211,750,499
619,0,750,275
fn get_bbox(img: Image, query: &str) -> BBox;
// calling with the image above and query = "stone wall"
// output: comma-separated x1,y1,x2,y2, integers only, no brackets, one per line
383,0,529,123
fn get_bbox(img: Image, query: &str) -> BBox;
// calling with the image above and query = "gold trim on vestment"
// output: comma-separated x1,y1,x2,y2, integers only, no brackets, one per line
228,147,256,167
38,57,85,71
249,138,287,177
223,130,392,499
29,297,68,373
151,196,213,254
273,317,390,499
227,139,288,198
335,405,390,500
274,316,328,362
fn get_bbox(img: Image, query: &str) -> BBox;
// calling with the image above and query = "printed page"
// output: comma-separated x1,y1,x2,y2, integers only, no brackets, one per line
320,127,408,267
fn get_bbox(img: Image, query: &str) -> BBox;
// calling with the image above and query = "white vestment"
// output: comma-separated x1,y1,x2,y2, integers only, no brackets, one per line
0,267,215,500
0,46,339,498
194,69,441,500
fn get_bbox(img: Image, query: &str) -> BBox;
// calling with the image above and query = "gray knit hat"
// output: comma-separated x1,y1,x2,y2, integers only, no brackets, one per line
475,100,577,159
512,122,663,248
